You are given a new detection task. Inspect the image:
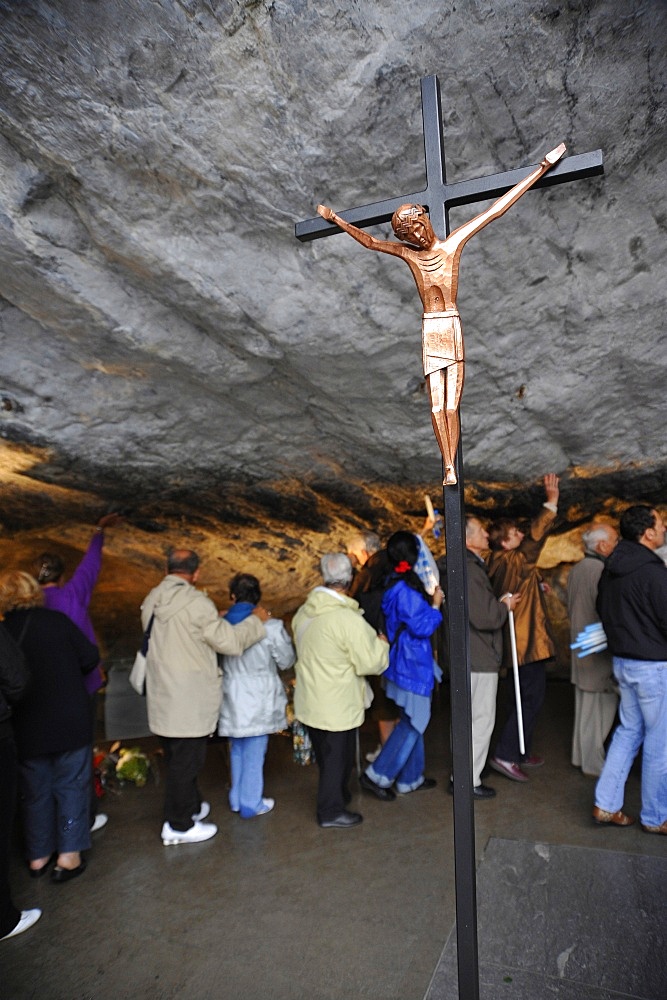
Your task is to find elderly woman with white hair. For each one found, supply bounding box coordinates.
[293,553,389,829]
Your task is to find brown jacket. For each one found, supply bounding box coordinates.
[486,506,556,668]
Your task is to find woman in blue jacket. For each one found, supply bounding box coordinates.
[361,532,443,798]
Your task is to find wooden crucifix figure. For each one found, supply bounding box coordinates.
[316,142,565,486]
[296,75,603,1000]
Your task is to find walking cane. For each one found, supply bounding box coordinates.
[507,600,526,756]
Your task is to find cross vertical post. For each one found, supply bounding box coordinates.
[418,75,480,1000]
[296,75,603,1000]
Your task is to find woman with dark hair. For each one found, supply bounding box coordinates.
[0,571,99,882]
[361,532,443,798]
[217,574,295,818]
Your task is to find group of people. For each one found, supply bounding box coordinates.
[451,473,561,799]
[2,491,666,943]
[0,514,121,941]
[342,480,667,839]
[589,505,667,834]
[141,528,445,839]
[0,533,295,939]
[465,492,667,837]
[294,533,444,828]
[140,549,284,846]
[462,489,667,838]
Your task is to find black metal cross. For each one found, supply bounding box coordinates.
[296,75,603,1000]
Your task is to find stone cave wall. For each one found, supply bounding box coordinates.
[0,0,665,668]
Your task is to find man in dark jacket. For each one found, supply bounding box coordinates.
[464,518,520,798]
[593,505,667,833]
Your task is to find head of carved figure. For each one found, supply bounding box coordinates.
[391,204,435,248]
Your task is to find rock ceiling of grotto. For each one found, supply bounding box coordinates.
[0,0,665,614]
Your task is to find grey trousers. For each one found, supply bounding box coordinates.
[572,687,618,777]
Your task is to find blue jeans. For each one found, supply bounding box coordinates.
[595,657,667,827]
[229,735,269,818]
[20,745,92,860]
[365,712,425,792]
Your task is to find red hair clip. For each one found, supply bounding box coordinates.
[394,560,411,574]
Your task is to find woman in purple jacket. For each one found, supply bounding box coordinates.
[35,513,121,832]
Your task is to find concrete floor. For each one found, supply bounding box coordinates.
[2,680,664,1000]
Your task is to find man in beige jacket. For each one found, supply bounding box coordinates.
[142,549,268,845]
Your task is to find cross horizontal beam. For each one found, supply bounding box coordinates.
[295,149,603,241]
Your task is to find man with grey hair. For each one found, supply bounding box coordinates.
[293,553,389,828]
[347,531,381,570]
[461,516,521,798]
[142,548,269,846]
[567,523,619,776]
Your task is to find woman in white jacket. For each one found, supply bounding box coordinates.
[218,574,295,818]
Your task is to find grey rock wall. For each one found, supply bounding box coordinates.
[0,0,665,504]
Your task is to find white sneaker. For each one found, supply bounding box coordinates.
[1,909,42,941]
[365,744,382,763]
[161,820,217,846]
[192,801,210,822]
[255,797,274,816]
[90,813,108,833]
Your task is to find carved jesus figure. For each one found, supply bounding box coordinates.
[318,142,566,485]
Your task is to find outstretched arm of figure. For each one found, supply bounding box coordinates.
[446,143,566,251]
[317,205,405,257]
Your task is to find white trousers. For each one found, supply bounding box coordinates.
[471,672,499,787]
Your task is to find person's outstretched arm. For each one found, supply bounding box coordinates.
[446,143,566,251]
[317,205,405,257]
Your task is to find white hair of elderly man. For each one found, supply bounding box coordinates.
[320,553,354,590]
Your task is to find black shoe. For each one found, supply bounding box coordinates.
[28,853,56,879]
[319,811,363,829]
[51,860,87,883]
[399,776,438,794]
[447,781,496,799]
[416,777,437,791]
[359,773,396,801]
[473,784,496,799]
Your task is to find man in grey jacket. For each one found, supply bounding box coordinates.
[464,517,520,798]
[142,549,268,846]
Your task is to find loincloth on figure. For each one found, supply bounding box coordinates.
[421,310,463,377]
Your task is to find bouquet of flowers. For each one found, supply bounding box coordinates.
[115,746,152,786]
[93,741,158,794]
[285,690,312,766]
